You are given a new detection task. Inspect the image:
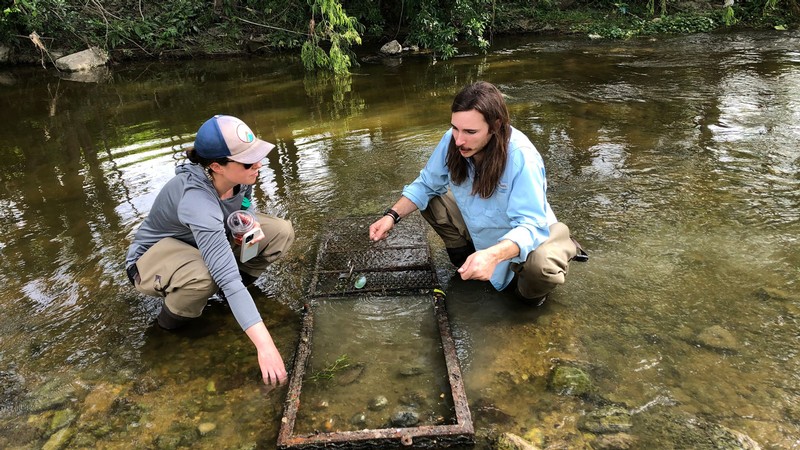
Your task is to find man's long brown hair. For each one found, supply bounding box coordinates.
[446,81,511,199]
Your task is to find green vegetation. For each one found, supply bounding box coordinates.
[1,0,798,70]
[301,0,362,73]
[308,354,351,382]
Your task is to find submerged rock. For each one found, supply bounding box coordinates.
[350,412,367,426]
[153,422,200,450]
[368,395,389,411]
[25,378,79,413]
[473,398,514,425]
[336,363,364,386]
[578,406,633,434]
[548,365,594,397]
[390,409,419,427]
[399,366,426,377]
[635,407,761,449]
[42,427,74,450]
[398,390,427,408]
[0,369,26,413]
[495,432,540,450]
[197,422,216,436]
[753,287,794,302]
[695,325,739,352]
[592,433,637,449]
[49,408,76,432]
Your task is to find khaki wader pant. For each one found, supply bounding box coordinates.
[420,191,576,300]
[132,213,294,318]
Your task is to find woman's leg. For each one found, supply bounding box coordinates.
[133,237,217,328]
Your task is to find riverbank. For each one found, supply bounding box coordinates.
[1,0,797,68]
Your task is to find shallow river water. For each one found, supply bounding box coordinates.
[0,31,798,449]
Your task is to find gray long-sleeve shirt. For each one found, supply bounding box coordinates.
[126,163,260,330]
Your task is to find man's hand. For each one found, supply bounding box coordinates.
[369,198,418,242]
[369,215,395,241]
[457,239,520,281]
[457,249,499,281]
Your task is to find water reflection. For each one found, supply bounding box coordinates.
[0,31,798,449]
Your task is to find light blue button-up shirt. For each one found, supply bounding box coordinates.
[402,127,557,291]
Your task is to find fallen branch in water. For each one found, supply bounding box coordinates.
[28,32,59,70]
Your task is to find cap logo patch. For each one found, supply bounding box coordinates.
[236,124,255,143]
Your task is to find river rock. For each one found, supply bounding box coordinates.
[80,383,123,420]
[495,432,540,450]
[399,390,427,408]
[25,378,78,413]
[380,40,402,55]
[390,409,419,427]
[197,422,216,435]
[592,433,637,449]
[695,325,739,352]
[0,369,26,412]
[350,412,367,426]
[399,366,425,377]
[54,47,108,72]
[636,408,761,449]
[0,45,10,63]
[578,406,633,433]
[336,363,364,385]
[42,427,74,450]
[50,408,76,432]
[368,395,389,411]
[474,398,514,425]
[548,365,594,396]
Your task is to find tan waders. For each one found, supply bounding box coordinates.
[420,191,580,303]
[129,213,294,328]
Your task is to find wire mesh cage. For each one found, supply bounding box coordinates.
[278,214,474,449]
[308,215,439,297]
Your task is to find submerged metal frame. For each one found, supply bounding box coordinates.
[278,215,474,449]
[277,291,474,449]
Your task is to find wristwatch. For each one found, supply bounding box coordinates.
[383,208,401,224]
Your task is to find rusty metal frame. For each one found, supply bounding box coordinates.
[277,291,474,449]
[307,215,439,298]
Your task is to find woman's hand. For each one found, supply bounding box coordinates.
[245,321,287,386]
[234,221,265,246]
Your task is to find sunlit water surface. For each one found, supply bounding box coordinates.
[0,31,798,449]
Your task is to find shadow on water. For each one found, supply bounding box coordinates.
[0,31,798,449]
